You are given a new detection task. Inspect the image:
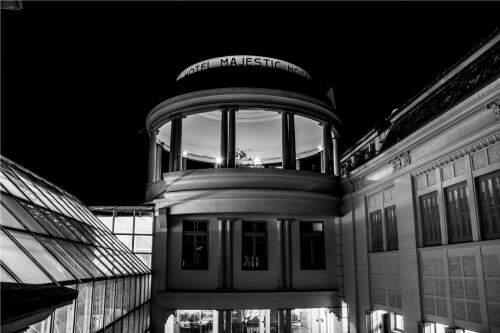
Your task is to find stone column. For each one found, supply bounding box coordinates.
[333,138,340,176]
[322,124,333,175]
[227,108,236,168]
[225,220,233,289]
[224,310,232,333]
[148,130,158,184]
[173,118,183,172]
[282,113,290,169]
[155,144,163,181]
[221,109,228,168]
[168,120,177,172]
[288,113,296,170]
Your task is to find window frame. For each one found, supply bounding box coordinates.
[419,191,442,246]
[181,220,209,270]
[385,205,398,251]
[475,170,500,240]
[299,221,326,270]
[444,181,472,243]
[241,221,268,271]
[370,210,384,252]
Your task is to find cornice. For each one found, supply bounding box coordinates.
[412,131,500,176]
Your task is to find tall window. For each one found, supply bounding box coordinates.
[182,220,208,270]
[241,221,267,270]
[370,210,383,252]
[420,191,442,246]
[444,181,472,243]
[476,170,500,239]
[300,221,325,269]
[385,206,398,250]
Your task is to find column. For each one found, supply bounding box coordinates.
[173,118,183,172]
[148,129,158,183]
[284,309,291,333]
[227,108,236,168]
[221,109,228,168]
[296,158,301,171]
[214,310,224,333]
[322,123,333,175]
[168,120,177,172]
[155,143,163,181]
[333,138,340,176]
[281,112,290,169]
[225,220,233,288]
[288,113,296,169]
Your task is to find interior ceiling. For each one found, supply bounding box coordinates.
[157,109,325,163]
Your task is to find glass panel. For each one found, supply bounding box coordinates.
[0,203,27,230]
[0,265,17,282]
[32,183,60,212]
[96,214,113,231]
[114,278,124,320]
[136,277,142,308]
[300,221,325,269]
[0,170,28,200]
[91,281,106,332]
[54,193,82,221]
[123,277,131,315]
[59,241,105,278]
[39,208,79,241]
[136,253,152,268]
[1,196,48,234]
[41,237,92,280]
[99,247,128,275]
[78,247,114,277]
[27,315,52,333]
[0,229,51,283]
[18,200,65,237]
[134,235,153,252]
[134,214,153,234]
[104,279,116,327]
[75,283,93,333]
[116,235,133,250]
[114,214,134,233]
[4,170,45,207]
[15,174,51,209]
[53,301,75,333]
[10,230,74,282]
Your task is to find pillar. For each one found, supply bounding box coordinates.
[277,309,291,333]
[220,109,228,168]
[296,158,301,171]
[322,124,333,175]
[333,138,340,176]
[168,120,177,172]
[227,108,236,168]
[155,144,163,181]
[281,113,290,169]
[147,130,158,184]
[225,220,233,289]
[173,118,183,171]
[288,113,296,169]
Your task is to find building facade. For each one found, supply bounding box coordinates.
[144,56,344,333]
[339,33,500,333]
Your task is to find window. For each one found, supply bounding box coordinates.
[444,181,472,243]
[385,206,398,250]
[476,170,500,239]
[300,221,325,269]
[241,221,268,270]
[420,191,442,246]
[392,313,404,331]
[370,210,383,252]
[182,220,208,270]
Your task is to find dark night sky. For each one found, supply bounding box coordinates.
[1,1,499,205]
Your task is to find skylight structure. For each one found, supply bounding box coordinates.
[0,155,151,333]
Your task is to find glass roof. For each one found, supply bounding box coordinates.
[0,155,150,285]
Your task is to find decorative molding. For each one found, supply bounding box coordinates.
[413,131,500,176]
[342,175,365,194]
[366,183,395,199]
[487,98,500,119]
[389,150,411,172]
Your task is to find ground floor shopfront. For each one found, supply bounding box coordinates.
[165,308,345,333]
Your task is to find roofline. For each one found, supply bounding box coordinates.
[390,30,500,123]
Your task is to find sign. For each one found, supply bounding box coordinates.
[176,55,312,81]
